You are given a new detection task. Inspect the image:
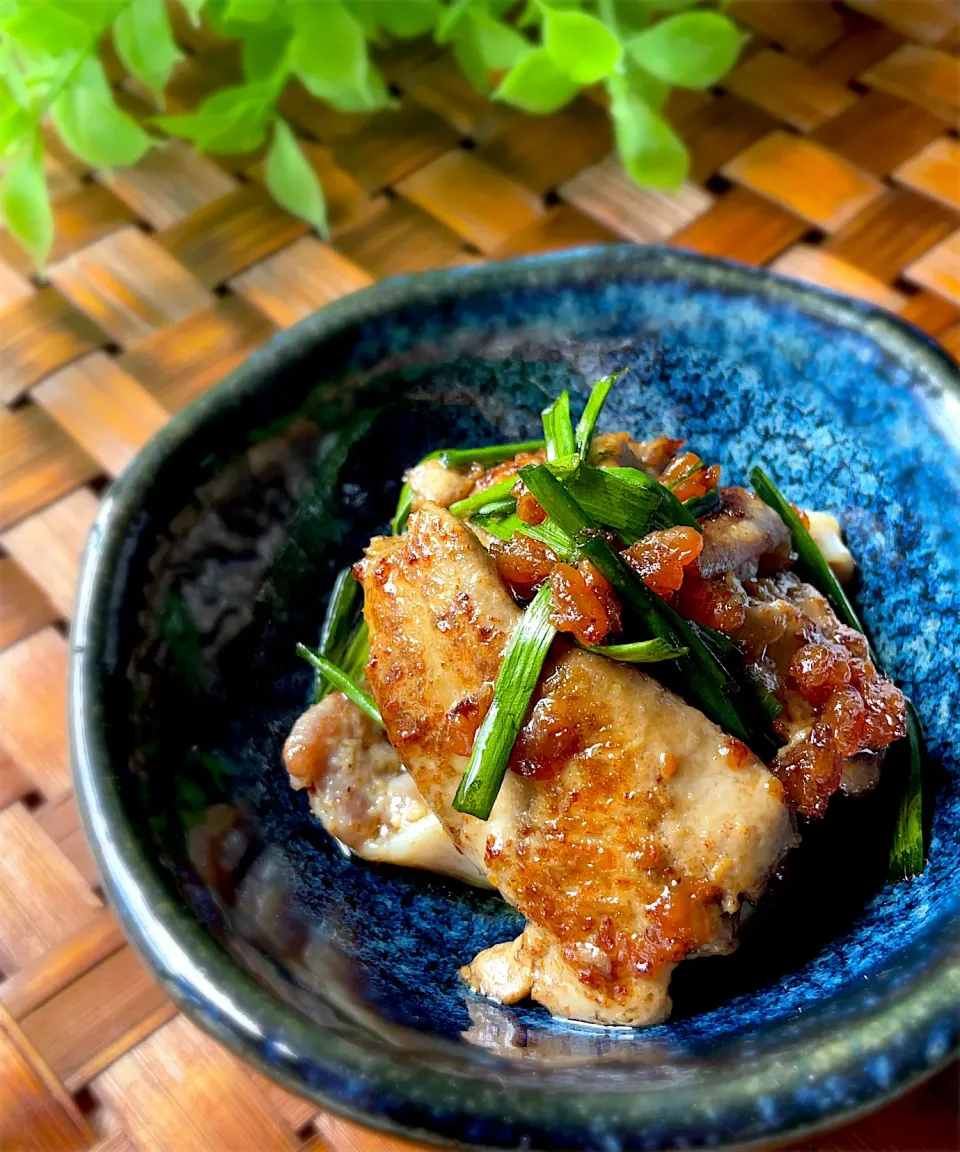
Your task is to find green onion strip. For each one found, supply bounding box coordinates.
[296,644,383,726]
[452,583,557,820]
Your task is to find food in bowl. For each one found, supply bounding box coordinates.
[282,373,921,1028]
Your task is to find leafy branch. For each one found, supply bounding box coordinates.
[0,0,746,270]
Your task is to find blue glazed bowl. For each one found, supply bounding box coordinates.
[71,245,960,1150]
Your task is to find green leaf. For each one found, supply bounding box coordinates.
[52,55,152,168]
[241,27,291,82]
[543,9,622,85]
[611,86,688,187]
[178,0,206,25]
[626,11,743,89]
[368,0,441,37]
[493,47,580,115]
[541,391,576,462]
[467,10,529,70]
[290,0,367,99]
[453,26,492,93]
[113,0,184,100]
[435,0,474,43]
[223,0,274,20]
[265,119,327,233]
[154,80,275,154]
[1,1,102,54]
[1,133,52,269]
[323,64,395,112]
[0,82,32,156]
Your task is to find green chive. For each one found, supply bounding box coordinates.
[586,639,687,663]
[469,508,578,561]
[749,465,924,878]
[391,483,414,535]
[472,496,517,518]
[594,466,701,533]
[518,463,598,538]
[449,475,518,518]
[340,618,369,684]
[438,440,544,469]
[392,440,545,534]
[574,371,623,460]
[749,466,861,632]
[565,463,662,543]
[314,567,362,703]
[541,391,576,462]
[684,489,720,519]
[452,583,557,820]
[667,460,706,490]
[890,701,924,880]
[296,643,383,726]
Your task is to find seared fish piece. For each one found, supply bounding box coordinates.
[357,505,794,1026]
[283,693,488,886]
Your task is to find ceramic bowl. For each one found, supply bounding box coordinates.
[71,245,960,1151]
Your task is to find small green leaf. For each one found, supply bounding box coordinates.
[223,0,274,20]
[0,133,52,268]
[435,0,474,43]
[493,47,580,115]
[290,0,367,99]
[241,27,291,81]
[265,119,327,233]
[368,0,441,37]
[543,9,622,85]
[113,0,185,100]
[2,2,95,54]
[626,11,743,89]
[611,86,688,187]
[0,82,32,155]
[178,0,206,24]
[452,23,492,92]
[52,56,152,167]
[467,10,529,70]
[154,80,275,153]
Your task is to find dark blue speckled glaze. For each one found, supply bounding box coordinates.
[70,246,960,1151]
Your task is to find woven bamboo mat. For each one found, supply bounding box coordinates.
[0,2,958,1149]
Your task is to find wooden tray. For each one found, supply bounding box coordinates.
[0,2,957,1147]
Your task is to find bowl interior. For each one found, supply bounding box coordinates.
[77,251,960,1149]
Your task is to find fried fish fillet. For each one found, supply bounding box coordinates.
[355,504,794,1026]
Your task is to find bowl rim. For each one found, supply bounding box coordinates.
[69,243,960,1151]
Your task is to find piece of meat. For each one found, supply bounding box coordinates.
[283,693,489,885]
[356,505,794,1026]
[806,509,855,582]
[406,458,476,513]
[698,487,793,581]
[733,572,905,816]
[588,432,683,477]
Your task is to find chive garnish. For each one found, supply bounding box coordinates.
[586,639,687,663]
[296,643,383,726]
[565,463,662,542]
[541,391,576,462]
[597,466,701,532]
[890,701,924,879]
[452,583,557,820]
[574,371,623,460]
[391,440,545,534]
[518,463,599,538]
[437,440,544,469]
[470,508,577,561]
[749,465,924,879]
[449,475,518,518]
[684,489,720,519]
[314,567,362,703]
